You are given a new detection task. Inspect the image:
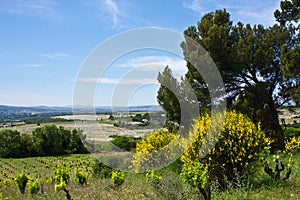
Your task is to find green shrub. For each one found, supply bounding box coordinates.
[284,127,300,140]
[54,180,66,192]
[75,170,87,186]
[111,170,125,187]
[181,160,209,190]
[28,179,40,194]
[181,111,270,189]
[54,168,70,184]
[92,159,113,179]
[110,135,140,151]
[15,172,29,194]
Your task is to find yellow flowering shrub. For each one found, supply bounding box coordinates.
[181,110,270,186]
[131,130,179,173]
[285,136,300,153]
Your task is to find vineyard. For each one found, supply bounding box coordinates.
[0,154,95,199]
[1,153,300,200]
[0,153,162,200]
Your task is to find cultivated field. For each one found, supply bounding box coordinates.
[2,114,157,142]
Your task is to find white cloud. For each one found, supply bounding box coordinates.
[183,0,281,27]
[99,0,121,28]
[0,0,61,20]
[74,56,187,86]
[77,77,158,85]
[235,4,279,26]
[40,52,70,59]
[24,64,45,68]
[117,56,187,73]
[183,0,204,14]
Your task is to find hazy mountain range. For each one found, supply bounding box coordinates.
[0,105,162,122]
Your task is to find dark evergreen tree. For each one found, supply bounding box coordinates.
[157,4,300,150]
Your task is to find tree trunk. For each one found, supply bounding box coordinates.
[63,188,72,200]
[263,99,285,151]
[199,187,211,200]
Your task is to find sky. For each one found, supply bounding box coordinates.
[0,0,282,107]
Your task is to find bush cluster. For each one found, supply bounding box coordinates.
[28,179,40,194]
[0,125,88,158]
[111,170,125,187]
[284,127,300,140]
[15,172,29,194]
[180,110,270,188]
[131,130,178,173]
[92,159,113,179]
[109,135,141,151]
[285,136,300,153]
[75,169,88,186]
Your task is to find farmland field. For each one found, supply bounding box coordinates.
[2,113,161,142]
[278,107,300,125]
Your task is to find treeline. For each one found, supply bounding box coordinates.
[23,117,73,124]
[0,125,88,158]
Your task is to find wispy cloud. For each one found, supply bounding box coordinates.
[98,0,122,28]
[40,52,70,59]
[0,0,61,20]
[117,56,187,73]
[183,0,281,26]
[23,64,45,68]
[76,77,158,85]
[74,56,187,85]
[183,0,205,14]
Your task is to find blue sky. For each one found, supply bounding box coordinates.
[0,0,281,106]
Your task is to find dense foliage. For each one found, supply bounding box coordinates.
[23,117,73,125]
[285,136,300,153]
[181,161,209,189]
[28,179,40,194]
[0,125,88,158]
[157,1,300,150]
[131,130,178,173]
[284,127,300,139]
[74,169,88,185]
[109,135,141,151]
[0,130,22,158]
[111,170,125,187]
[181,111,270,189]
[15,172,29,194]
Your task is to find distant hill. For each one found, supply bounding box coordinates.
[0,105,162,122]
